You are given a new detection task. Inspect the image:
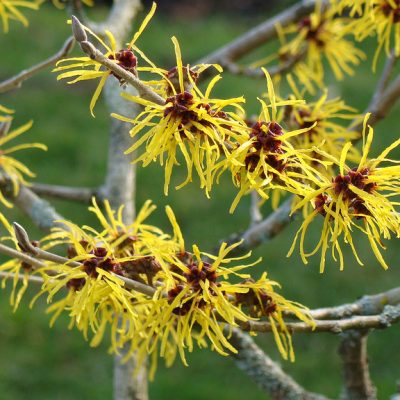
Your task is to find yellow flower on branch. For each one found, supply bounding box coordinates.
[288,114,400,272]
[220,69,322,212]
[125,240,314,378]
[54,3,157,116]
[277,3,365,88]
[0,118,47,207]
[0,0,42,33]
[343,0,400,69]
[285,75,361,171]
[113,37,248,196]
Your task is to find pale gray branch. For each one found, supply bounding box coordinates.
[339,331,377,400]
[31,183,97,203]
[0,37,74,93]
[309,286,400,320]
[0,271,44,284]
[241,304,400,333]
[10,184,65,232]
[372,50,398,104]
[222,52,305,79]
[228,327,330,400]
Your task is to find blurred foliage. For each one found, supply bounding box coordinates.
[0,2,400,399]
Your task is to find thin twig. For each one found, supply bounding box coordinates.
[0,37,74,93]
[339,331,377,400]
[31,183,97,203]
[372,50,398,104]
[0,271,44,284]
[240,305,400,333]
[222,52,305,79]
[220,196,293,255]
[309,286,400,319]
[0,243,46,270]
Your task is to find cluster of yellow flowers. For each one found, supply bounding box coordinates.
[0,199,314,377]
[0,110,47,207]
[52,2,400,271]
[3,0,400,379]
[331,0,400,69]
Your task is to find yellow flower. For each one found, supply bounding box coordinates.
[112,37,248,196]
[0,0,42,33]
[344,0,400,69]
[220,69,320,212]
[285,74,361,171]
[0,201,313,378]
[288,114,400,272]
[277,2,365,88]
[32,260,144,351]
[124,240,313,378]
[0,216,43,311]
[0,118,47,207]
[54,3,156,116]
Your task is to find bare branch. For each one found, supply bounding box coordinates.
[372,50,398,104]
[0,181,64,231]
[221,196,293,255]
[197,0,324,65]
[31,183,97,203]
[249,191,263,227]
[222,52,305,78]
[240,305,400,333]
[309,286,400,320]
[0,271,44,284]
[363,73,400,129]
[228,327,330,400]
[0,37,74,93]
[339,331,377,400]
[0,243,46,270]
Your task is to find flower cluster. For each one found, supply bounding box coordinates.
[113,37,247,196]
[274,3,365,91]
[284,75,361,173]
[0,199,314,376]
[288,114,400,272]
[333,0,400,69]
[0,116,47,207]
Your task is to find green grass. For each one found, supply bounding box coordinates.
[1,3,400,399]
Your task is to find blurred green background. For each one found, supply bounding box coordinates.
[1,1,400,399]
